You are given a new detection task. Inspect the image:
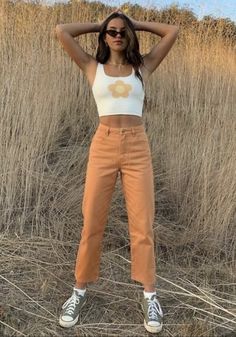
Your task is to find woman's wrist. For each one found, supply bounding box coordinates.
[135,21,153,32]
[94,22,101,33]
[135,21,178,37]
[134,21,143,31]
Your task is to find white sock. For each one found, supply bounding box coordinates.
[74,286,86,296]
[143,290,156,299]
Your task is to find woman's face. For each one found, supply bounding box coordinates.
[104,18,128,51]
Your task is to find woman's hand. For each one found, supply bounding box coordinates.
[117,9,140,30]
[98,7,121,27]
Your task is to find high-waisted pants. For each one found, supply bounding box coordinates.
[74,122,156,285]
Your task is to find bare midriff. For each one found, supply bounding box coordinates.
[99,115,143,128]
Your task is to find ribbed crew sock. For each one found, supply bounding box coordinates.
[143,290,157,299]
[74,286,86,296]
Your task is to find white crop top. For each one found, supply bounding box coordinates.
[91,62,145,117]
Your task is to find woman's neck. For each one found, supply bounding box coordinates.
[107,52,127,65]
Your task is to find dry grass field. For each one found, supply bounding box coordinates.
[0,0,235,336]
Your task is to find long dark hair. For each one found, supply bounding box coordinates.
[96,12,145,89]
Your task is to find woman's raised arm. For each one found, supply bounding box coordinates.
[54,22,100,72]
[119,9,179,76]
[136,20,179,75]
[55,22,100,38]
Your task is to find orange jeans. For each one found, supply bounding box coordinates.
[75,122,156,285]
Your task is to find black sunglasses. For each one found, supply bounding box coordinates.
[105,29,126,38]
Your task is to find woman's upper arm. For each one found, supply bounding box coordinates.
[143,27,179,76]
[55,25,95,73]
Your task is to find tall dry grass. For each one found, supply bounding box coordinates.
[0,0,235,336]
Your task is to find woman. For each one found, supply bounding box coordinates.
[55,8,179,333]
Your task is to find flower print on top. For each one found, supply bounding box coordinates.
[108,80,132,98]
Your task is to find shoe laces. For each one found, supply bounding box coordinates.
[147,296,163,320]
[62,291,82,315]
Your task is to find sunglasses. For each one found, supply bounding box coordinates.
[105,29,126,38]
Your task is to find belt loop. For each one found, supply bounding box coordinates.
[131,127,135,136]
[106,127,110,136]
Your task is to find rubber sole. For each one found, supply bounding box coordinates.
[144,319,163,333]
[59,315,79,328]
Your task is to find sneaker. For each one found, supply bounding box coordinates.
[141,294,163,333]
[59,288,87,328]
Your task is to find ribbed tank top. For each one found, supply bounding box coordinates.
[91,62,145,117]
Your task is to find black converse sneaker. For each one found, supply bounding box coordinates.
[59,288,87,328]
[141,294,163,333]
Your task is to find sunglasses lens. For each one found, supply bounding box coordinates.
[106,30,126,38]
[110,30,117,37]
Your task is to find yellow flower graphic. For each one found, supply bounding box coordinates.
[108,80,132,98]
